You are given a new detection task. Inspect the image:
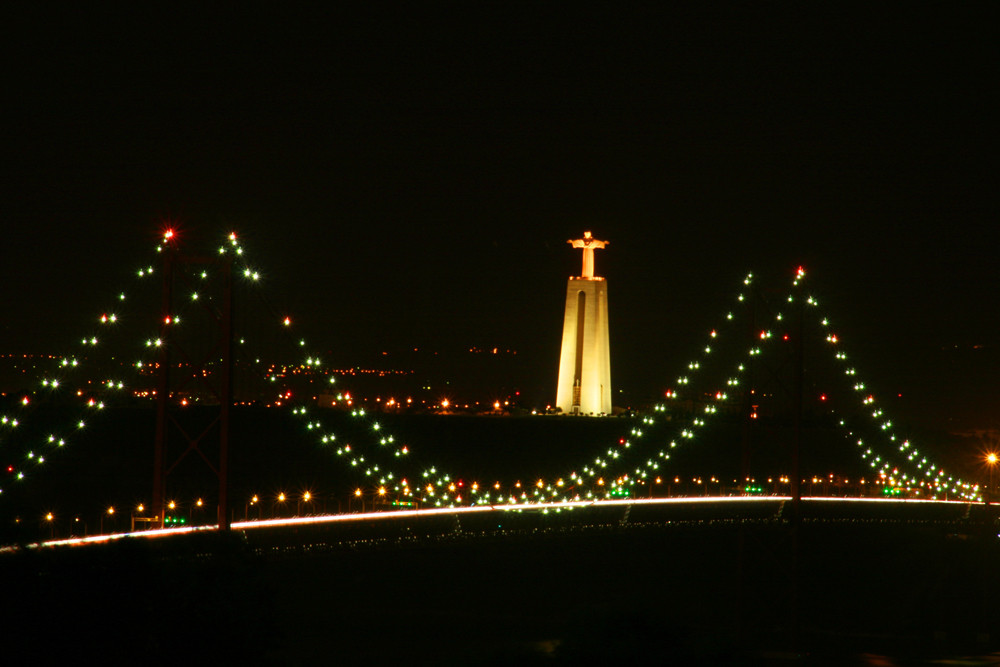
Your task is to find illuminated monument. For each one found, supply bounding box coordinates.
[556,232,611,415]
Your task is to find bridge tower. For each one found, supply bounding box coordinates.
[556,231,612,415]
[151,246,234,531]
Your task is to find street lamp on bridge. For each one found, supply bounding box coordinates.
[298,491,312,515]
[351,487,363,513]
[246,494,260,520]
[100,506,115,534]
[985,453,997,503]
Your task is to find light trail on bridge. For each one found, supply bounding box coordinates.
[5,494,987,553]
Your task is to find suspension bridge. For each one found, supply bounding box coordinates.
[0,229,984,538]
[3,229,999,662]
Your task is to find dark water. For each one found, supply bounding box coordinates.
[4,506,1000,665]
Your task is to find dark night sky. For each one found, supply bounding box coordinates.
[2,6,996,429]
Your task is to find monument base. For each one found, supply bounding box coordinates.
[555,276,611,415]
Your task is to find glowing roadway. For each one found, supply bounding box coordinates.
[4,494,986,553]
